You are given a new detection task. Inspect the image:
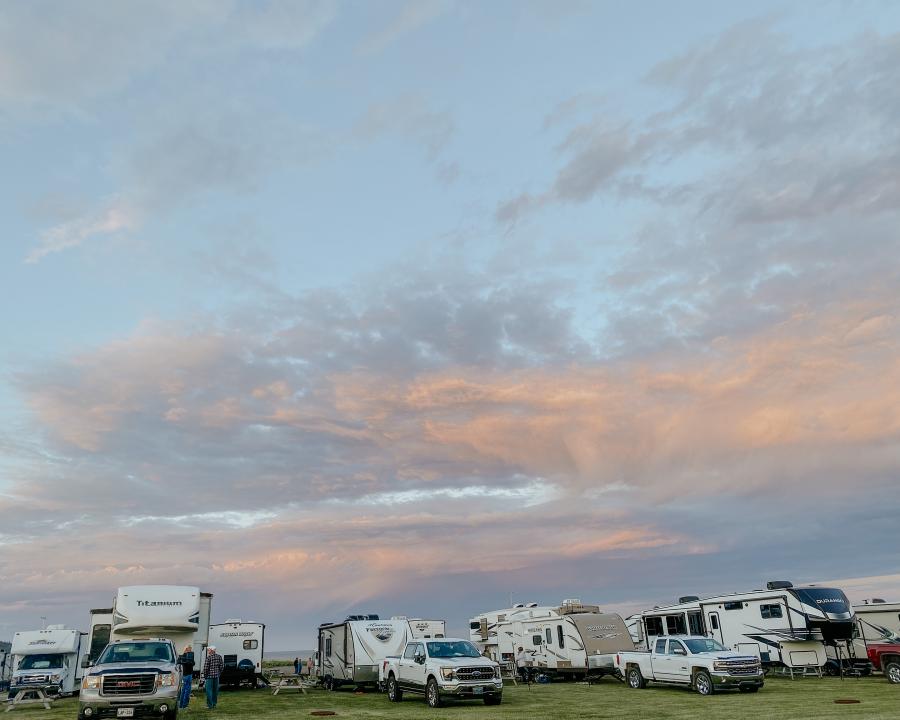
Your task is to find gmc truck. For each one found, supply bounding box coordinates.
[79,639,181,720]
[380,638,502,708]
[615,635,764,695]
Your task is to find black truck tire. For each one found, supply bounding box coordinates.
[626,666,646,689]
[885,661,900,684]
[694,670,715,695]
[426,677,442,708]
[387,675,403,702]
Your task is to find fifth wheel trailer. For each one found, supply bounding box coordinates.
[207,620,266,687]
[633,581,856,670]
[85,585,213,663]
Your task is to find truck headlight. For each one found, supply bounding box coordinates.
[713,661,728,671]
[156,673,177,687]
[441,668,456,681]
[82,676,101,690]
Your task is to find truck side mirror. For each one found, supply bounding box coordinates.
[673,647,686,656]
[81,657,92,668]
[414,653,425,665]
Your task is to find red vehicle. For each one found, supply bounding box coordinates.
[866,642,900,684]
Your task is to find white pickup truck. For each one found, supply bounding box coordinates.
[615,636,764,695]
[380,638,502,708]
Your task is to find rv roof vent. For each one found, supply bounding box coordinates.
[224,618,242,624]
[526,603,538,608]
[871,598,886,604]
[391,615,408,620]
[678,596,700,604]
[766,580,794,590]
[513,603,525,608]
[561,598,582,606]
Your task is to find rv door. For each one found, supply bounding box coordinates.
[707,612,724,644]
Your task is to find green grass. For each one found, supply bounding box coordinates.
[9,676,898,720]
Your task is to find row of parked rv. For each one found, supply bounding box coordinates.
[0,585,266,702]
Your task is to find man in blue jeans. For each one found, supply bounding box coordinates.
[202,645,224,709]
[178,645,195,709]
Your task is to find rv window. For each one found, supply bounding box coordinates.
[557,625,565,649]
[665,615,687,635]
[760,604,783,619]
[532,635,542,647]
[723,602,743,611]
[710,614,719,630]
[645,617,663,637]
[687,612,703,635]
[325,638,332,658]
[469,621,481,630]
[243,640,258,650]
[655,639,666,654]
[89,624,112,662]
[545,629,552,645]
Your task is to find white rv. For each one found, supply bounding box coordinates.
[406,618,446,639]
[634,581,856,670]
[853,600,900,643]
[9,626,88,696]
[86,586,213,663]
[208,619,265,687]
[317,615,416,690]
[469,599,635,678]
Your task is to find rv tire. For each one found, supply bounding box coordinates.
[885,661,900,684]
[426,677,442,708]
[626,666,646,689]
[387,675,403,702]
[323,675,334,691]
[694,670,714,696]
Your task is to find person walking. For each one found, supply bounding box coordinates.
[202,645,224,709]
[177,645,195,709]
[516,646,530,683]
[293,657,300,675]
[306,657,314,677]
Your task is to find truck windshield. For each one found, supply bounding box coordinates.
[684,638,727,653]
[426,641,481,659]
[19,654,64,670]
[98,642,174,664]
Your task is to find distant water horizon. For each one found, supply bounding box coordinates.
[264,649,316,660]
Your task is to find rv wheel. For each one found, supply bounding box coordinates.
[885,661,900,684]
[387,676,403,702]
[626,667,646,689]
[323,676,334,691]
[694,670,714,696]
[426,678,442,708]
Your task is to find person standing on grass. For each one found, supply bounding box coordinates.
[516,646,529,683]
[294,657,300,675]
[177,644,195,709]
[202,645,224,710]
[307,657,314,677]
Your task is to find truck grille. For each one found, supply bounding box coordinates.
[719,660,760,675]
[19,675,50,685]
[456,666,495,681]
[101,674,156,695]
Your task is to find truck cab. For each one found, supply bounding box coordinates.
[79,638,181,720]
[381,638,502,708]
[616,635,763,696]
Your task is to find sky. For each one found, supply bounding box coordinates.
[2,0,900,650]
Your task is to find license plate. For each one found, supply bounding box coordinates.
[473,686,484,695]
[117,709,135,718]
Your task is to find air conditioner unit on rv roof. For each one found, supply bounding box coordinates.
[766,581,794,590]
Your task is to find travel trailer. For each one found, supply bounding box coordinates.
[634,581,856,670]
[9,626,88,696]
[406,618,446,639]
[853,599,900,642]
[208,619,266,687]
[469,599,635,678]
[317,615,417,690]
[85,585,213,663]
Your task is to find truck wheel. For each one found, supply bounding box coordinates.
[885,661,900,684]
[694,670,714,696]
[484,694,502,706]
[626,666,646,689]
[426,678,442,708]
[387,675,403,702]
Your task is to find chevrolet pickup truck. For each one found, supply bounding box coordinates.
[79,639,181,719]
[380,638,502,708]
[615,636,764,695]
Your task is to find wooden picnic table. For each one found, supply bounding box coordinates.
[5,688,54,712]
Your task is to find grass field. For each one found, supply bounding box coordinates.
[9,676,897,720]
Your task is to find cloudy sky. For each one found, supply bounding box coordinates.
[2,0,900,649]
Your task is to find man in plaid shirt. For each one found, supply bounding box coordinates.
[202,645,224,709]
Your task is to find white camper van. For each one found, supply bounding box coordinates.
[9,626,88,696]
[208,619,266,687]
[470,599,635,678]
[317,615,416,690]
[86,586,213,663]
[634,581,856,671]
